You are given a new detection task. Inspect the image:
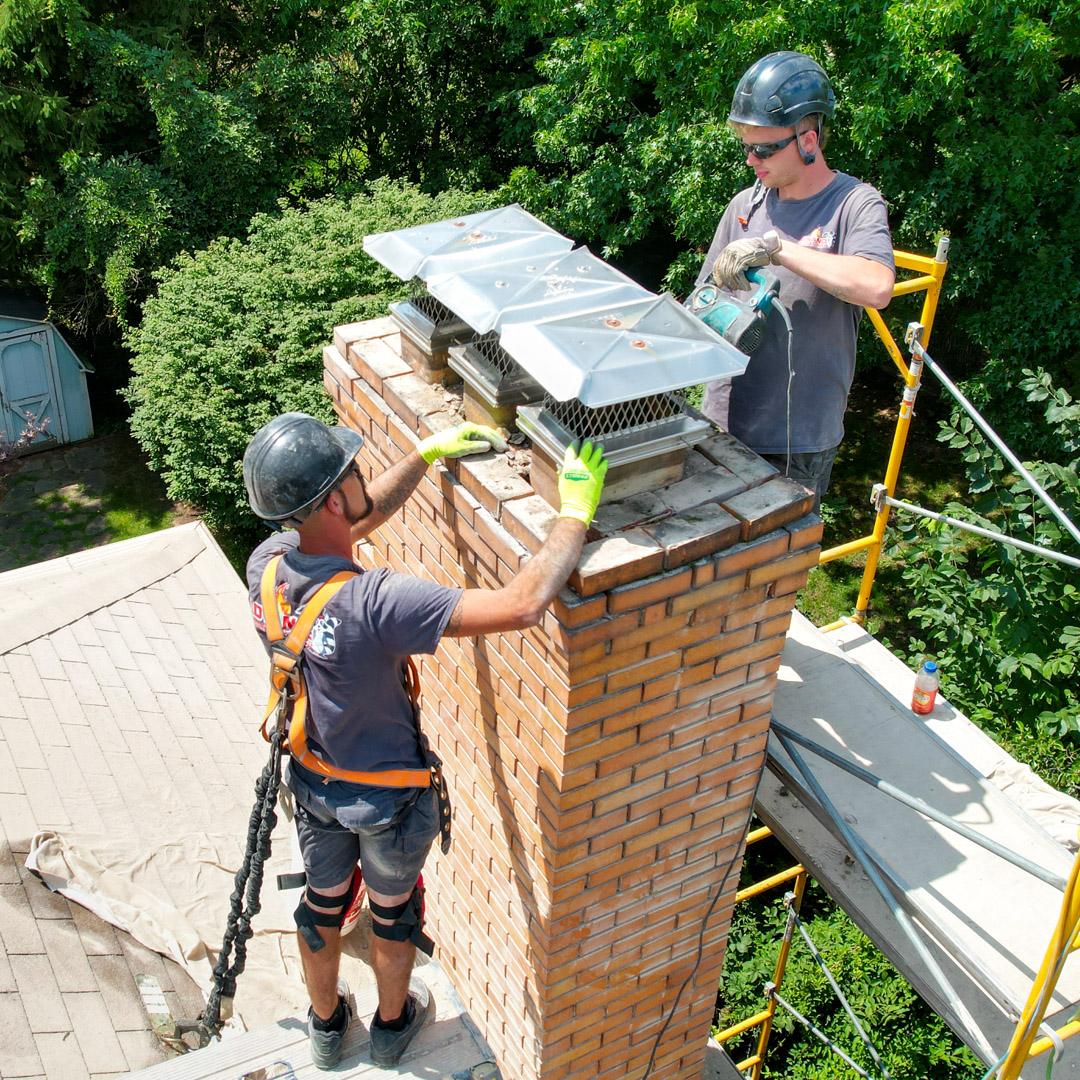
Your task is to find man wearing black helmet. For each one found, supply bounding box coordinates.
[697,50,896,510]
[242,413,607,1069]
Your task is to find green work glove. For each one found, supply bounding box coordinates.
[418,422,508,465]
[712,230,782,291]
[558,441,608,526]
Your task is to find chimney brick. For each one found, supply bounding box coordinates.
[326,320,820,1080]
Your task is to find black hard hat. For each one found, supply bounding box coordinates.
[243,412,364,523]
[729,51,836,129]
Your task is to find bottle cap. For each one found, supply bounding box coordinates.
[924,661,937,673]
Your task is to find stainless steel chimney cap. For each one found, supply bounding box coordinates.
[498,293,750,407]
[426,245,651,336]
[362,204,572,281]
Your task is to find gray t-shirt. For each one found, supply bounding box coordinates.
[247,532,461,777]
[696,172,894,454]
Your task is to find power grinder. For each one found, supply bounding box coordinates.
[688,267,780,354]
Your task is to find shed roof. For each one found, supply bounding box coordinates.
[0,286,47,323]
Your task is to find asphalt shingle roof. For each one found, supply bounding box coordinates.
[0,523,271,1079]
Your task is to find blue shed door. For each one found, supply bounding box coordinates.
[0,329,64,448]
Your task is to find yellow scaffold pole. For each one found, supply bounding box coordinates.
[997,846,1080,1079]
[819,236,950,629]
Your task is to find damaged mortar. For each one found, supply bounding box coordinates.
[326,317,821,1080]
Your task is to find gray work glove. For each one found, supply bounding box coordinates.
[711,230,782,291]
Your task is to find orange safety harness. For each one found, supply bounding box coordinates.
[258,555,452,851]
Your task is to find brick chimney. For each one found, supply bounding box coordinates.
[325,319,820,1080]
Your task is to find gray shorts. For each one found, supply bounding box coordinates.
[762,446,838,513]
[288,762,440,896]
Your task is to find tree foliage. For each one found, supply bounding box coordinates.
[124,181,492,540]
[501,0,1080,394]
[2,0,535,330]
[898,368,1080,743]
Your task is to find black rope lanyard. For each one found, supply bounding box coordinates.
[174,727,286,1049]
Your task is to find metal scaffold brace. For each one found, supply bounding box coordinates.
[867,322,1080,573]
[764,891,892,1080]
[769,720,1080,1074]
[771,726,998,1063]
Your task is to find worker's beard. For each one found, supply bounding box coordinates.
[340,488,373,526]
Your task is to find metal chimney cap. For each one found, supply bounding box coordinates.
[362,204,572,281]
[426,245,652,336]
[497,293,750,407]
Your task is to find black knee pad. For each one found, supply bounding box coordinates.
[369,885,433,956]
[294,886,347,954]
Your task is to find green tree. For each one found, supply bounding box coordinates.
[899,367,1080,747]
[501,0,1080,399]
[123,180,492,544]
[2,0,535,332]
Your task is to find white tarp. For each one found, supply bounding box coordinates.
[26,805,379,1034]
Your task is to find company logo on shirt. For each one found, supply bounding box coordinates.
[800,228,837,251]
[251,583,341,658]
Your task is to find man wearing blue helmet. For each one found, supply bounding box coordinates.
[697,51,896,509]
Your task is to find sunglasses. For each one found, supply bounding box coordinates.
[739,133,799,160]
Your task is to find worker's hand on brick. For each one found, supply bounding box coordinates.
[418,422,508,464]
[557,441,608,526]
[712,230,782,291]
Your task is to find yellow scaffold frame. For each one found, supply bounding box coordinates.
[819,238,950,628]
[713,826,808,1078]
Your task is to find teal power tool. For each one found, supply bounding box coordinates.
[688,267,781,354]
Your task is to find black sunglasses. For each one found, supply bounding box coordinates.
[739,133,799,160]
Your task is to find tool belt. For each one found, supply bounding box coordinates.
[259,555,452,853]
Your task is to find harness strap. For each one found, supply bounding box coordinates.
[258,555,432,790]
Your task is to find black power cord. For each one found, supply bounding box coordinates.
[640,769,764,1079]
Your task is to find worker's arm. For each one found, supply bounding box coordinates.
[443,517,588,635]
[714,232,895,310]
[775,243,895,310]
[352,423,507,544]
[441,442,608,638]
[354,450,428,541]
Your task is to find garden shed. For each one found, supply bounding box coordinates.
[0,306,94,450]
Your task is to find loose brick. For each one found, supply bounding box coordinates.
[502,494,558,554]
[658,467,747,512]
[643,504,743,569]
[570,531,666,597]
[380,369,451,433]
[350,335,412,392]
[591,490,669,534]
[722,476,815,540]
[458,454,535,518]
[695,431,778,485]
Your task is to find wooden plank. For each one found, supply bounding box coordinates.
[760,614,1080,1076]
[127,966,495,1079]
